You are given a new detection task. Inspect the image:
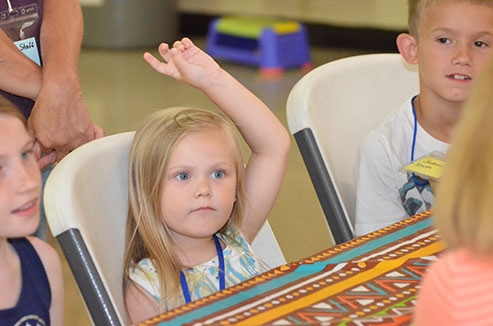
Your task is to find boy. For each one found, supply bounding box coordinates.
[354,0,493,236]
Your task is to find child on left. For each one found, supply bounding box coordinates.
[0,97,63,325]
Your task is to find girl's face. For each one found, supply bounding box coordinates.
[0,116,41,239]
[160,127,237,247]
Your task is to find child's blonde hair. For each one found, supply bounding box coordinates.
[0,96,26,126]
[123,107,246,311]
[434,56,493,254]
[407,0,493,36]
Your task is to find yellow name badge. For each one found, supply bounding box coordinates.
[403,152,446,180]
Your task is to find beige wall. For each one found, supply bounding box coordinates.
[178,0,408,30]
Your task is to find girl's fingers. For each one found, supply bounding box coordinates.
[143,52,158,66]
[181,37,193,49]
[158,43,171,61]
[143,52,170,75]
[169,48,189,74]
[173,40,185,52]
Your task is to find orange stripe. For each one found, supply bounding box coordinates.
[236,241,443,325]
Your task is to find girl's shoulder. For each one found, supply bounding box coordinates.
[10,237,61,285]
[128,258,160,300]
[25,236,60,270]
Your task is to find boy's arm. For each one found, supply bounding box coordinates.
[28,237,64,326]
[0,30,42,100]
[354,132,407,236]
[144,38,291,243]
[28,0,102,162]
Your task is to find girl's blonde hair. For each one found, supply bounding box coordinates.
[0,96,26,126]
[407,0,493,36]
[433,56,493,254]
[123,107,246,311]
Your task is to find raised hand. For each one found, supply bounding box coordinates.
[143,37,222,91]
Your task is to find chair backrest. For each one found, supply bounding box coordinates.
[44,132,286,325]
[286,53,419,244]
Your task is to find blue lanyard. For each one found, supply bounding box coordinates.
[179,234,225,304]
[411,95,429,187]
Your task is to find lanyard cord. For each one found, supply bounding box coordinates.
[180,234,225,304]
[411,96,429,187]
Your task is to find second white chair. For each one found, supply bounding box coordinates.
[286,53,419,244]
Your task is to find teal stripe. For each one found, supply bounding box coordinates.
[156,218,433,325]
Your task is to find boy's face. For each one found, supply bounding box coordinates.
[415,0,493,104]
[0,116,41,239]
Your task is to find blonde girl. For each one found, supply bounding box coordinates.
[0,96,64,325]
[123,38,290,324]
[414,56,493,324]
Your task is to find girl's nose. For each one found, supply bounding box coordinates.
[194,178,211,197]
[16,162,40,194]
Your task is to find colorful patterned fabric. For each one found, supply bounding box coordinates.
[414,248,493,325]
[128,227,266,310]
[140,211,443,326]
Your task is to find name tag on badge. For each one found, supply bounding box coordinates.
[14,37,41,66]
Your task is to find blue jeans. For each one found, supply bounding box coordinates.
[32,165,53,240]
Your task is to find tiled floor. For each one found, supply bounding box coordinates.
[48,40,372,324]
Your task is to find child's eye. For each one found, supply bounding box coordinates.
[211,170,225,179]
[437,37,451,44]
[474,41,488,48]
[21,150,33,160]
[175,172,190,181]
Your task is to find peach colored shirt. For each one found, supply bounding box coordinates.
[414,248,493,325]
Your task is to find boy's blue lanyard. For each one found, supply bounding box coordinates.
[179,234,225,304]
[411,95,429,187]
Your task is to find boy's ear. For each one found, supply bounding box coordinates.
[396,33,418,65]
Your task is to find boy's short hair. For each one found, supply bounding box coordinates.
[408,0,493,36]
[0,95,26,126]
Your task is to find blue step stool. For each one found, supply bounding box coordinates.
[206,17,312,77]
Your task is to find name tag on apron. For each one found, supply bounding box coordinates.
[14,36,41,65]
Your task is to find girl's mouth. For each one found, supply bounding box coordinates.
[12,199,38,216]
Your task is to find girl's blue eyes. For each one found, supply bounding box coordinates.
[212,170,224,179]
[176,172,190,181]
[21,150,33,161]
[174,170,225,180]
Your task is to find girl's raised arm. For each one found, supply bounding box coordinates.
[144,38,290,243]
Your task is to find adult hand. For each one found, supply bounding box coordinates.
[27,74,103,162]
[33,140,56,170]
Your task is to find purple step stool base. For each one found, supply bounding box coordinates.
[206,18,312,73]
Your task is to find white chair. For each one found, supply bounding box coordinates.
[44,132,286,326]
[286,53,419,244]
